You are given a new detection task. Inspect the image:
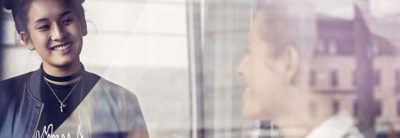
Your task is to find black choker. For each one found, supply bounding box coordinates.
[40,64,84,82]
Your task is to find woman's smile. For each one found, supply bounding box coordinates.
[50,41,73,54]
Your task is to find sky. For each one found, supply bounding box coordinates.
[314,0,355,19]
[314,0,400,19]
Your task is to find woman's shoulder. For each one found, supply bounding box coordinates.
[81,72,147,135]
[0,72,34,90]
[83,71,139,101]
[0,72,34,112]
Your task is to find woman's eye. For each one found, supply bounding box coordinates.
[37,25,50,31]
[62,18,73,25]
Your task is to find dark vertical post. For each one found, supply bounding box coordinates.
[0,0,3,79]
[186,0,206,137]
[0,0,5,127]
[354,5,376,137]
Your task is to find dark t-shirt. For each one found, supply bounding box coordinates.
[36,79,82,134]
[35,74,99,135]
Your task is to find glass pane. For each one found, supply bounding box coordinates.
[191,0,400,137]
[3,0,400,137]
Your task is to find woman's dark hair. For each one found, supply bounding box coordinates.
[3,0,87,34]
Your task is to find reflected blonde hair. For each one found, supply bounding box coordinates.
[255,0,316,86]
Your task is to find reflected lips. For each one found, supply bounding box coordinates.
[245,87,251,93]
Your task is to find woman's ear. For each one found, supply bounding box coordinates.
[20,32,35,50]
[280,46,300,84]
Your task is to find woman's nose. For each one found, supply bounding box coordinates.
[51,24,67,41]
[236,58,245,76]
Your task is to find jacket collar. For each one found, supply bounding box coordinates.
[28,69,43,102]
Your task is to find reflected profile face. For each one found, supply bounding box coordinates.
[23,0,85,68]
[236,13,289,119]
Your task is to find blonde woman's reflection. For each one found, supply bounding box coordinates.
[236,0,363,138]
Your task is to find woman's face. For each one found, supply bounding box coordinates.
[236,13,290,119]
[23,0,85,69]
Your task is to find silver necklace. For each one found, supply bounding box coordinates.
[44,78,80,112]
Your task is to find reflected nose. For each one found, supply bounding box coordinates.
[236,58,245,76]
[51,24,67,41]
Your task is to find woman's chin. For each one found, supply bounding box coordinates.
[48,58,79,68]
[242,104,263,119]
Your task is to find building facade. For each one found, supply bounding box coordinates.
[312,14,400,136]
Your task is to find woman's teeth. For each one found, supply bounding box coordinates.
[53,43,71,50]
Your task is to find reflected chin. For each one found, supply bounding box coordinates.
[241,94,263,119]
[242,104,263,119]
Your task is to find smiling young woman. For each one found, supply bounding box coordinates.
[0,0,148,137]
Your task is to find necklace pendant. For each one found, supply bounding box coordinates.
[60,103,66,112]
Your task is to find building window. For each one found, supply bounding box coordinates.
[332,99,340,114]
[395,69,400,85]
[397,100,400,117]
[331,70,338,88]
[374,70,381,87]
[353,70,357,87]
[395,70,400,93]
[310,70,316,86]
[376,100,382,117]
[353,101,358,117]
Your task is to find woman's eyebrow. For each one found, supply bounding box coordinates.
[34,18,49,24]
[60,10,72,18]
[33,11,72,24]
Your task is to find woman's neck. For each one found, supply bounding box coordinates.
[42,61,81,77]
[274,87,314,138]
[42,61,82,85]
